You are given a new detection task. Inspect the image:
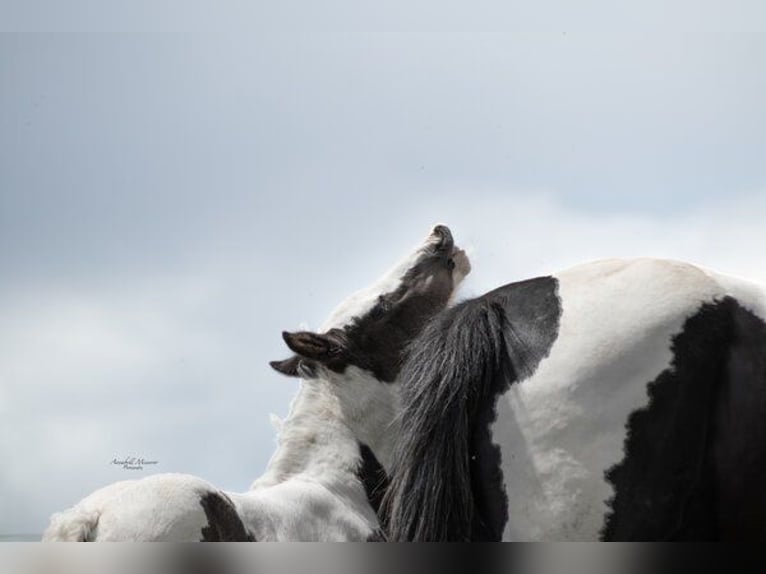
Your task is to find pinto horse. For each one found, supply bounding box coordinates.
[43,225,470,541]
[384,258,766,541]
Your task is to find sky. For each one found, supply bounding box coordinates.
[1,1,765,534]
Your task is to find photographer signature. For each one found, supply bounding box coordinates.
[111,456,159,471]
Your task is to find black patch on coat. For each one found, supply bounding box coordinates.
[357,443,389,516]
[470,277,562,540]
[383,276,561,541]
[713,301,766,540]
[199,491,255,542]
[602,297,766,541]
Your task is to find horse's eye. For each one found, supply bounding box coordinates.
[447,259,456,270]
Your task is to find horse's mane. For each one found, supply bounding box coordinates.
[381,297,508,541]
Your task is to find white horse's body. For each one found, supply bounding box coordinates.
[385,257,766,541]
[495,259,766,540]
[44,226,469,541]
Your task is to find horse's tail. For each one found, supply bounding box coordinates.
[382,298,507,541]
[42,509,100,541]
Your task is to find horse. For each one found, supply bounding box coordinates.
[42,225,470,541]
[383,257,766,541]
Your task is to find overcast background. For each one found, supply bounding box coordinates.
[2,1,765,535]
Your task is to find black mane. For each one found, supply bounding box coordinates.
[382,277,561,541]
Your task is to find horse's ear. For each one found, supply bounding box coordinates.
[269,356,301,377]
[281,330,344,360]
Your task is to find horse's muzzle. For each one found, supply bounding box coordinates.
[430,225,454,254]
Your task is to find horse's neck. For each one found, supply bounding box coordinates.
[330,367,400,470]
[252,379,393,493]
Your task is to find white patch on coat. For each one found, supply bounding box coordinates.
[492,258,765,540]
[44,474,222,541]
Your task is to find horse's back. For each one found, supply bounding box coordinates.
[491,258,766,540]
[43,473,248,541]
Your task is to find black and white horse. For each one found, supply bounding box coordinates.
[384,258,766,541]
[43,225,470,541]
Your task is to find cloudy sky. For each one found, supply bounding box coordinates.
[1,1,765,534]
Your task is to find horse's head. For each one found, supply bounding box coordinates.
[270,225,469,384]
